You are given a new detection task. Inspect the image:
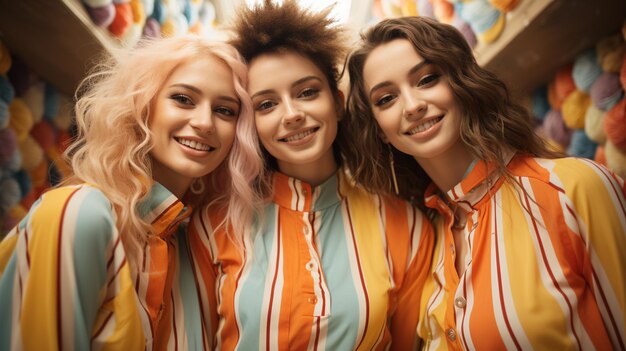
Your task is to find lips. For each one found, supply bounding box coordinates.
[278,127,319,142]
[175,137,215,152]
[405,116,443,135]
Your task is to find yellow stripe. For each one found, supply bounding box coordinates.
[0,234,18,275]
[22,187,78,351]
[341,179,392,349]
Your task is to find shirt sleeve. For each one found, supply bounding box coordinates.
[386,200,435,350]
[564,159,626,349]
[0,185,126,351]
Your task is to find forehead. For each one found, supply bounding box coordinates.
[248,51,328,93]
[166,55,236,92]
[363,39,424,89]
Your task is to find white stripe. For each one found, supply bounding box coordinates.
[143,194,178,224]
[133,241,153,350]
[408,206,424,269]
[519,177,594,349]
[91,313,116,351]
[230,215,255,351]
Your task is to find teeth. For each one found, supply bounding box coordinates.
[176,138,213,151]
[283,128,316,142]
[407,117,443,135]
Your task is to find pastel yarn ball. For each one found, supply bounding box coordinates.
[0,100,9,128]
[543,109,573,148]
[53,95,74,131]
[109,2,133,38]
[489,0,518,12]
[605,141,626,178]
[0,75,15,103]
[28,159,48,187]
[13,169,32,200]
[452,15,477,48]
[572,50,603,92]
[594,145,607,166]
[6,149,22,172]
[554,64,576,105]
[417,0,435,18]
[590,72,623,111]
[18,135,44,172]
[596,34,626,73]
[30,120,57,150]
[0,127,18,165]
[9,98,34,142]
[87,3,116,27]
[567,129,597,159]
[604,98,626,150]
[142,0,155,17]
[0,177,21,212]
[531,85,550,120]
[143,17,161,38]
[561,90,591,130]
[22,82,44,123]
[584,104,607,144]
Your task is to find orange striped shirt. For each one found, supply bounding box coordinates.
[189,170,434,350]
[418,155,626,350]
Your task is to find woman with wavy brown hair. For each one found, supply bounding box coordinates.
[0,35,263,350]
[344,16,626,350]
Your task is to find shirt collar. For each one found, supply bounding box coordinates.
[272,171,342,212]
[137,182,191,238]
[425,152,515,214]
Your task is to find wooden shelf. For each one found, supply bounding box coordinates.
[0,0,120,96]
[478,0,626,96]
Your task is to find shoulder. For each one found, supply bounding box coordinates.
[512,156,625,204]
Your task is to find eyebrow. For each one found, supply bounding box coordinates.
[170,83,239,104]
[368,60,431,99]
[251,75,323,99]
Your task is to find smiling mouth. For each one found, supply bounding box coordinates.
[279,127,320,142]
[175,137,215,152]
[405,116,444,135]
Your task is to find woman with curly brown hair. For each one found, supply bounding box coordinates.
[188,1,434,350]
[344,16,626,350]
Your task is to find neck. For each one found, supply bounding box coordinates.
[277,151,338,187]
[416,142,474,193]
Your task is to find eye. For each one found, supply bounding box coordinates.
[256,100,277,112]
[170,94,194,106]
[215,106,238,117]
[298,88,319,99]
[374,94,396,107]
[417,73,440,87]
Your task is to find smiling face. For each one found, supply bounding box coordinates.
[363,39,466,165]
[149,55,239,197]
[248,50,339,184]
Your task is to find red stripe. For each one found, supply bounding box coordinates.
[150,201,180,224]
[24,227,31,267]
[522,186,582,349]
[586,159,626,218]
[106,236,121,269]
[91,311,113,341]
[292,178,300,211]
[56,187,82,351]
[266,211,282,350]
[313,316,321,351]
[345,199,370,349]
[107,257,127,288]
[460,274,470,350]
[493,202,523,350]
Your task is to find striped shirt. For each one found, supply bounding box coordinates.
[188,170,434,350]
[0,183,212,351]
[418,155,626,350]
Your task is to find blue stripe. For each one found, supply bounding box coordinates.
[137,182,175,217]
[236,203,277,351]
[177,224,204,350]
[317,202,360,349]
[0,253,17,350]
[72,188,115,350]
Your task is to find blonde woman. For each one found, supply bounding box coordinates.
[0,35,262,350]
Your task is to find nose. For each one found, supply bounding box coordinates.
[402,88,426,118]
[190,106,216,134]
[283,99,304,125]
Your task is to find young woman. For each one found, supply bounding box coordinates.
[0,35,262,350]
[188,1,434,350]
[345,16,626,350]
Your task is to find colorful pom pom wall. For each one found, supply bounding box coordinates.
[371,0,521,48]
[0,39,74,237]
[534,21,626,179]
[82,0,219,45]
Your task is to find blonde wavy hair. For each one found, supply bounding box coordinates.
[64,35,264,268]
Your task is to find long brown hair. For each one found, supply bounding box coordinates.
[343,16,561,210]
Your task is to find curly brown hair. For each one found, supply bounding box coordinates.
[229,0,351,177]
[343,16,562,211]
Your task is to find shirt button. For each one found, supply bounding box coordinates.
[446,328,457,341]
[308,296,317,304]
[455,297,467,308]
[305,261,315,271]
